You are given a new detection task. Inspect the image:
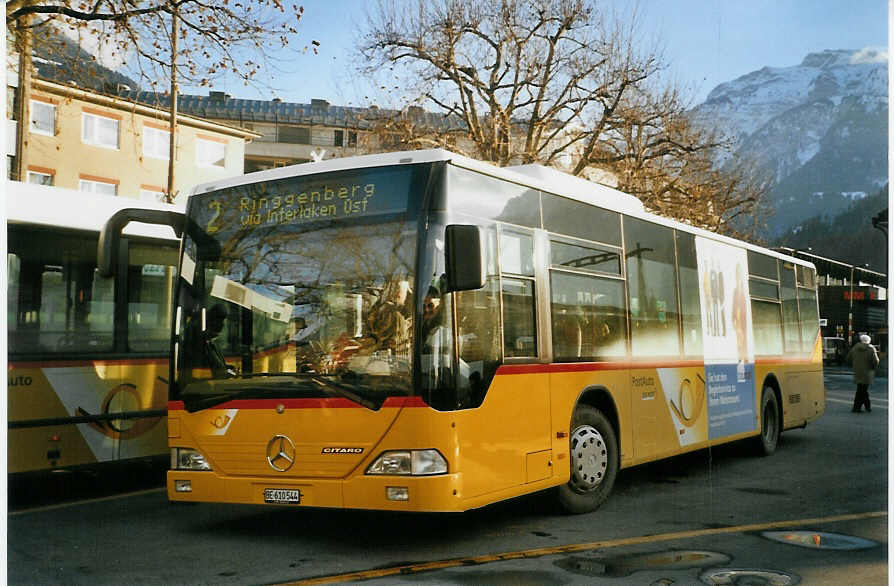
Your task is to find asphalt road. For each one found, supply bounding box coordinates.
[7,366,888,585]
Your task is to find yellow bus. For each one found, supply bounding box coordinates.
[99,150,824,513]
[8,181,179,474]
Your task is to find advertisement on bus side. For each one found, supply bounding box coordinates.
[695,237,757,440]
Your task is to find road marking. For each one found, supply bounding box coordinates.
[283,511,887,585]
[827,398,888,410]
[8,487,166,517]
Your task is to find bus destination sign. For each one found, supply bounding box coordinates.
[202,167,413,234]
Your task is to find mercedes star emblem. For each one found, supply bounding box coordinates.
[266,434,296,472]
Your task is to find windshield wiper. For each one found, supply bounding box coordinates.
[307,374,382,411]
[181,388,276,413]
[179,373,383,412]
[180,375,314,412]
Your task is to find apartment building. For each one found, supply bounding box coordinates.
[14,78,259,204]
[128,91,467,173]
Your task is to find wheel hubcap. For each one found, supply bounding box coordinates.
[569,424,608,492]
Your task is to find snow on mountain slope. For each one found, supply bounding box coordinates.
[690,48,888,236]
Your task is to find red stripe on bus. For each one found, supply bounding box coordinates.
[497,360,706,375]
[167,395,428,412]
[754,356,817,366]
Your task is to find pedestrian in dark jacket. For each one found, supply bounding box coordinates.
[847,334,880,413]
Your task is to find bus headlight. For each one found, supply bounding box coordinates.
[366,449,447,476]
[171,448,212,471]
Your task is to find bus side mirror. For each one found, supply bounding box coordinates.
[98,209,185,277]
[444,224,485,292]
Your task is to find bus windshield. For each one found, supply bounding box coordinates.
[173,165,424,411]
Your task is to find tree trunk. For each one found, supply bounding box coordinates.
[166,5,179,203]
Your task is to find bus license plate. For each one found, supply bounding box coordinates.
[264,488,301,504]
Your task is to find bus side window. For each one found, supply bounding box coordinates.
[798,286,819,352]
[747,252,782,356]
[499,229,537,358]
[454,225,500,407]
[781,264,801,352]
[8,229,114,354]
[7,253,22,350]
[624,217,680,357]
[455,277,501,407]
[675,231,703,356]
[550,271,627,361]
[127,242,179,353]
[752,300,783,355]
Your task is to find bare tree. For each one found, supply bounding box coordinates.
[359,0,663,172]
[589,82,773,237]
[359,105,467,153]
[7,1,306,90]
[359,0,771,237]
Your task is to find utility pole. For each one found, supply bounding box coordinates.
[871,208,888,352]
[166,3,179,203]
[13,14,33,181]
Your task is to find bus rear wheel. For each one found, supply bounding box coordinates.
[755,387,780,456]
[556,405,618,514]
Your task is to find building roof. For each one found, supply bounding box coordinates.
[33,78,262,140]
[126,91,466,131]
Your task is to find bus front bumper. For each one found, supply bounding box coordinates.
[167,469,465,512]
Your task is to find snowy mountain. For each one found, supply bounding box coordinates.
[691,49,888,237]
[32,33,139,93]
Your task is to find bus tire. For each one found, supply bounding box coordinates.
[755,387,780,456]
[556,405,618,514]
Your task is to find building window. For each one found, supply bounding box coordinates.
[334,130,357,147]
[30,100,55,136]
[82,112,120,149]
[278,126,310,144]
[7,86,17,122]
[27,170,53,186]
[143,126,170,160]
[196,137,226,168]
[79,177,118,196]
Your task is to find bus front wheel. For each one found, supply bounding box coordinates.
[755,388,780,456]
[556,405,619,514]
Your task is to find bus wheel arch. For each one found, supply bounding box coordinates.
[762,374,784,428]
[555,388,620,514]
[576,386,620,439]
[755,375,782,456]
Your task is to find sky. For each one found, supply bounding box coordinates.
[192,0,889,107]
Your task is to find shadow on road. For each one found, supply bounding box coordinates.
[8,457,167,512]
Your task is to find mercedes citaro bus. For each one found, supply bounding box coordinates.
[98,149,824,513]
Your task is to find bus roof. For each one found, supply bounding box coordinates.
[6,180,182,241]
[187,149,644,213]
[187,149,814,270]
